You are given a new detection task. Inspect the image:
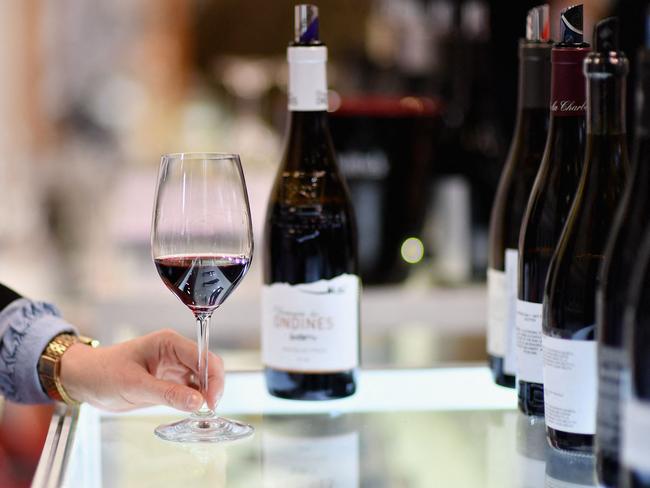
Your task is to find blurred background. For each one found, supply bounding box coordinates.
[2,0,648,483]
[0,0,644,372]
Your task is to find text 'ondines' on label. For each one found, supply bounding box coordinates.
[262,273,360,372]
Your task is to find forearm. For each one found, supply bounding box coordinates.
[0,297,77,403]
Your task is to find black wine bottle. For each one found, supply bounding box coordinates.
[621,233,650,488]
[543,17,630,454]
[596,39,650,488]
[487,5,552,389]
[262,5,360,400]
[517,4,589,415]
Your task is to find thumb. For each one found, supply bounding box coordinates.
[142,377,203,412]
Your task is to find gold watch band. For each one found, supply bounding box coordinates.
[38,333,99,405]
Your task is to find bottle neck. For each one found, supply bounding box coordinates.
[517,42,552,111]
[550,47,590,117]
[635,49,650,137]
[282,110,335,172]
[586,64,627,136]
[287,111,330,138]
[283,44,335,172]
[288,45,328,112]
[511,42,552,140]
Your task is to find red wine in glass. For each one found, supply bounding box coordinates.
[155,254,251,315]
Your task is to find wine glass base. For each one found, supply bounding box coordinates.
[154,415,254,443]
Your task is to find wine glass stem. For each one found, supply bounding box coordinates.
[195,314,214,417]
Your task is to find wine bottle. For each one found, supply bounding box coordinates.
[262,5,360,400]
[516,4,589,414]
[621,232,650,488]
[543,17,630,453]
[487,4,552,389]
[596,32,650,488]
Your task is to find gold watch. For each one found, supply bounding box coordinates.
[38,333,99,405]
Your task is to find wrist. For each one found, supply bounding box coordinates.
[59,342,93,404]
[38,333,99,405]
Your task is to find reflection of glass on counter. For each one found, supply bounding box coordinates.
[485,411,518,488]
[515,414,547,488]
[98,414,263,487]
[262,413,359,488]
[545,449,596,487]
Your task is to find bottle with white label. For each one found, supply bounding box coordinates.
[262,4,360,400]
[517,5,588,416]
[486,5,552,389]
[596,42,650,488]
[621,203,650,486]
[543,17,629,453]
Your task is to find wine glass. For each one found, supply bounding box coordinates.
[151,152,254,442]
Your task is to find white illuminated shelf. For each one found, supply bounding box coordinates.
[104,366,515,417]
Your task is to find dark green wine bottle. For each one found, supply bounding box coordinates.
[596,37,650,488]
[517,4,588,415]
[262,5,360,400]
[487,5,552,389]
[619,13,650,487]
[543,17,630,454]
[621,229,650,488]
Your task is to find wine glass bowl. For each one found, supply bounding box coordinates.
[151,152,254,442]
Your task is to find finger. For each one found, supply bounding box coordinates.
[153,329,204,372]
[145,329,225,409]
[134,374,203,412]
[206,353,225,409]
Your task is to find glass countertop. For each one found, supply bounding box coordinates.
[34,367,599,487]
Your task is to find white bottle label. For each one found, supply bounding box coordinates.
[262,273,360,372]
[487,268,506,357]
[516,300,544,384]
[504,248,518,375]
[542,334,597,434]
[288,46,328,111]
[623,397,650,474]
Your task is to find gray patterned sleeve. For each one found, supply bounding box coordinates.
[0,299,77,403]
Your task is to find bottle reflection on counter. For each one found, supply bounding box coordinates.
[485,412,518,488]
[545,449,596,487]
[261,414,360,488]
[515,413,547,488]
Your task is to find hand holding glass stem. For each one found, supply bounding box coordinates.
[151,153,254,442]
